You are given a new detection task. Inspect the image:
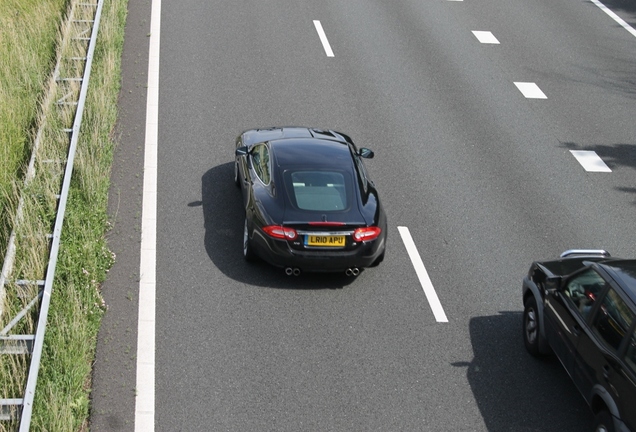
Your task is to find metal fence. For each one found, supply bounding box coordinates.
[0,0,105,429]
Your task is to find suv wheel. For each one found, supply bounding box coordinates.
[523,296,542,357]
[594,410,615,432]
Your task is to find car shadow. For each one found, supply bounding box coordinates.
[452,312,594,432]
[195,162,356,289]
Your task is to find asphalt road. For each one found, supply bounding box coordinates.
[92,0,636,430]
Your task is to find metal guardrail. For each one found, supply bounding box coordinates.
[0,0,105,429]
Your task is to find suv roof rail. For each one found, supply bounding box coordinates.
[560,249,611,258]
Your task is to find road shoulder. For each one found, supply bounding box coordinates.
[90,0,151,430]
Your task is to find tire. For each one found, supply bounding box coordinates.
[243,218,255,262]
[523,296,542,357]
[593,410,615,432]
[234,160,241,188]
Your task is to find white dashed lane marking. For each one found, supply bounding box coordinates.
[514,82,547,99]
[313,20,334,57]
[472,31,500,44]
[570,150,612,172]
[398,226,449,323]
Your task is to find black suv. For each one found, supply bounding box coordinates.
[522,250,636,432]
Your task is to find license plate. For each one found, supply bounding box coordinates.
[306,235,346,247]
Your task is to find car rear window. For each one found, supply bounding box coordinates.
[285,170,350,211]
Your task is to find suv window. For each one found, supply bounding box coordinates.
[251,144,270,184]
[626,328,636,375]
[564,269,608,319]
[591,287,635,351]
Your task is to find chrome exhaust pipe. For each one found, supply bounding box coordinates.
[351,267,360,276]
[285,267,294,276]
[345,268,353,276]
[292,268,301,276]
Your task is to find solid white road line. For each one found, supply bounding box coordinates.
[514,82,547,99]
[313,20,335,57]
[570,150,612,172]
[135,0,160,429]
[398,227,449,323]
[472,31,500,44]
[590,0,636,38]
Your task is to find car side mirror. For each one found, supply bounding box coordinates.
[358,148,374,159]
[545,276,563,294]
[235,146,249,156]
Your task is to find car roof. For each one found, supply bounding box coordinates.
[242,127,354,147]
[597,259,636,304]
[270,138,354,170]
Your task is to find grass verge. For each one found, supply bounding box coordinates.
[0,0,68,259]
[0,0,128,430]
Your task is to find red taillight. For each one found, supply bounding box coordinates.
[263,225,297,240]
[353,226,382,242]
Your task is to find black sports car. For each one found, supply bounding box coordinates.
[234,127,387,276]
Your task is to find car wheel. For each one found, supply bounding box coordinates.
[243,218,255,261]
[523,296,542,357]
[234,161,240,187]
[594,410,615,432]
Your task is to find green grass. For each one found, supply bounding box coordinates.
[0,0,128,430]
[0,0,69,259]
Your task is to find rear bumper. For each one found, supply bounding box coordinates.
[251,228,386,272]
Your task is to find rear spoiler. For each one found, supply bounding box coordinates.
[560,249,611,259]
